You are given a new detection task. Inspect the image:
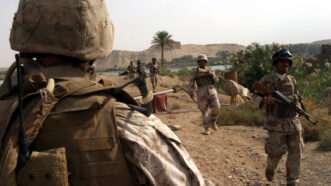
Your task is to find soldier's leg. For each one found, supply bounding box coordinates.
[208,87,220,130]
[265,131,287,181]
[197,97,210,134]
[286,132,303,186]
[155,75,158,90]
[150,76,156,91]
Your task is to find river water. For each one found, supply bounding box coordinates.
[101,64,232,76]
[169,64,231,72]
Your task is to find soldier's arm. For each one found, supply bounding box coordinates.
[209,69,218,82]
[255,75,276,107]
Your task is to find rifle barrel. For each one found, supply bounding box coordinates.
[134,88,175,100]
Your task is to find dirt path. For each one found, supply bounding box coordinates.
[112,75,331,186]
[156,92,331,186]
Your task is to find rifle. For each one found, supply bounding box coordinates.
[15,54,29,170]
[255,89,317,125]
[134,85,197,103]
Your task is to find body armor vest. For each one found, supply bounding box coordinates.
[193,67,216,87]
[0,78,137,186]
[267,74,298,118]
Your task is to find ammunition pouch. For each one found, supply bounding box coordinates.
[275,102,297,118]
[17,148,69,186]
[195,76,215,88]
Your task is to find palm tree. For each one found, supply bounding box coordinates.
[151,31,175,66]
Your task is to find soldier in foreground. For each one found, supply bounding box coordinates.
[189,55,220,135]
[255,49,304,186]
[149,58,160,91]
[0,1,210,185]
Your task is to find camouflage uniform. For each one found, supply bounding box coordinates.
[0,0,210,185]
[127,62,136,79]
[258,72,304,185]
[190,66,220,133]
[149,61,159,91]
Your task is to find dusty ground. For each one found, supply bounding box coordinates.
[157,92,331,186]
[114,75,331,186]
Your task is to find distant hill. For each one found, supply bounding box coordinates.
[0,68,7,72]
[96,43,244,69]
[289,39,331,58]
[311,39,331,45]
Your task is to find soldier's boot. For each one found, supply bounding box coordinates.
[211,123,218,131]
[202,128,210,135]
[287,180,299,186]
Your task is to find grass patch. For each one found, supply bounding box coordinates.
[217,101,264,126]
[217,98,331,151]
[318,128,331,151]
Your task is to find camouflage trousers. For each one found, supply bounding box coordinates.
[150,74,158,91]
[265,128,304,185]
[197,86,220,130]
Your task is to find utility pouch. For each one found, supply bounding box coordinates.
[17,148,69,186]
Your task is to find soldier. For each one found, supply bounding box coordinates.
[0,0,210,185]
[127,60,136,79]
[149,58,160,91]
[189,54,220,135]
[256,49,304,186]
[136,60,146,77]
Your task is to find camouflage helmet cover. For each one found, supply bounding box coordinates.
[10,0,114,61]
[272,49,293,66]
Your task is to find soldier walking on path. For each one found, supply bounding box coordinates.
[255,49,304,186]
[0,1,212,185]
[189,54,220,135]
[149,57,160,91]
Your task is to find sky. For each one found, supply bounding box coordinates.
[0,0,331,67]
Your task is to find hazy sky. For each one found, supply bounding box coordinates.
[1,0,331,67]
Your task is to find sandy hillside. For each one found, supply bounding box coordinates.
[96,43,244,69]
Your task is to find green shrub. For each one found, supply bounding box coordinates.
[217,102,264,126]
[318,128,331,151]
[174,68,192,81]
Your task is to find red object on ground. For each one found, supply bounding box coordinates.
[153,94,168,113]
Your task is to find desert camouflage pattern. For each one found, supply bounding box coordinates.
[149,63,159,91]
[258,72,304,185]
[17,148,69,186]
[190,67,220,131]
[115,102,210,186]
[10,0,114,61]
[0,63,210,186]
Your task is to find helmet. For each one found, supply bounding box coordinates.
[10,0,114,61]
[272,49,293,66]
[197,54,208,62]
